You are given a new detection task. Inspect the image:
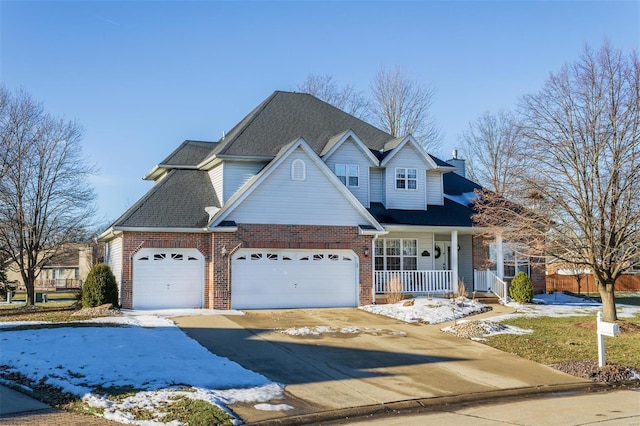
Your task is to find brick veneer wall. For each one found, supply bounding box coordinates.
[472,234,546,294]
[119,232,211,309]
[210,224,374,309]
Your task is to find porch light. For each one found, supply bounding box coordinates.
[364,247,369,257]
[221,245,227,257]
[421,250,431,257]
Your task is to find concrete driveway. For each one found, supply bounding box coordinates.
[173,308,591,424]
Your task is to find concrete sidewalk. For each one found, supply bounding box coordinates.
[0,384,119,425]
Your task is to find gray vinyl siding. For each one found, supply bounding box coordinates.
[384,144,427,210]
[229,148,366,226]
[208,164,224,203]
[105,237,123,287]
[323,139,370,207]
[223,161,266,203]
[426,170,444,206]
[378,231,435,270]
[370,168,384,203]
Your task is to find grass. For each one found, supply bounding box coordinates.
[483,313,640,368]
[161,396,234,426]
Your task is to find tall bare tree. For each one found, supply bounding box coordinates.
[296,75,369,119]
[0,87,96,305]
[370,66,441,151]
[474,43,640,321]
[460,110,527,197]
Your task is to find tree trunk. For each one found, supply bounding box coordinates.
[597,278,617,322]
[25,271,35,306]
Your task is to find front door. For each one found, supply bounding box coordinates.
[435,241,451,270]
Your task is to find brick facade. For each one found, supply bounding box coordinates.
[119,232,211,309]
[472,234,546,294]
[119,225,373,310]
[210,224,373,309]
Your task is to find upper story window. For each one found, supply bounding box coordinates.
[396,167,417,190]
[335,164,359,187]
[291,159,306,181]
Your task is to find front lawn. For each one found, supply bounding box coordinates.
[483,314,640,368]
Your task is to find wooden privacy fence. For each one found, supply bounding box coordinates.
[546,274,640,293]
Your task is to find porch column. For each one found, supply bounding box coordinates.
[496,233,504,279]
[451,230,459,295]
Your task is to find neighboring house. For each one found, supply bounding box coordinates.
[99,91,544,310]
[7,243,93,291]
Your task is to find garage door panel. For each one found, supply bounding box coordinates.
[232,249,358,309]
[133,249,204,310]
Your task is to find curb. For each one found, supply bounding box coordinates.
[248,382,609,425]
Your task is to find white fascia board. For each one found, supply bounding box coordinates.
[197,154,273,170]
[321,130,379,166]
[211,226,238,233]
[97,227,123,242]
[380,136,438,169]
[359,228,389,236]
[112,226,211,233]
[381,224,482,234]
[143,165,166,181]
[208,138,385,232]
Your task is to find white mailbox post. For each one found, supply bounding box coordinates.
[596,311,620,367]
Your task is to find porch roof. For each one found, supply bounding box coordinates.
[367,200,474,227]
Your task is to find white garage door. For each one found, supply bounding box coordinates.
[231,249,358,309]
[133,248,204,309]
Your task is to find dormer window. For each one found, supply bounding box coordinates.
[291,159,306,181]
[335,164,359,187]
[396,167,417,190]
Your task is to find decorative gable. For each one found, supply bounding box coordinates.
[209,139,384,231]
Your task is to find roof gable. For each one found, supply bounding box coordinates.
[209,138,383,231]
[321,130,379,166]
[380,136,438,168]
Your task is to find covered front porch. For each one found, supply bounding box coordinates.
[372,228,510,302]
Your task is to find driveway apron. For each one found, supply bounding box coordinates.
[173,308,589,423]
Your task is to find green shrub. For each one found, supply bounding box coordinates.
[509,271,534,303]
[82,263,119,308]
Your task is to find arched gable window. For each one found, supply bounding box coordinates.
[291,159,306,181]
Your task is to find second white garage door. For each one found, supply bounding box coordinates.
[231,249,358,309]
[133,248,204,310]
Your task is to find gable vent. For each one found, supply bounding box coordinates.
[291,159,306,181]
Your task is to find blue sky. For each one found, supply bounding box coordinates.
[1,1,638,224]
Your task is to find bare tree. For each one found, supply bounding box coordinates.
[370,66,441,151]
[474,42,640,322]
[296,75,369,119]
[0,87,96,305]
[460,110,527,197]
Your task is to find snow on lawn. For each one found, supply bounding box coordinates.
[494,292,640,321]
[280,326,360,336]
[362,297,488,324]
[0,313,283,424]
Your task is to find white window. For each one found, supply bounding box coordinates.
[374,239,418,271]
[490,242,530,278]
[335,164,359,187]
[291,159,306,181]
[395,168,417,190]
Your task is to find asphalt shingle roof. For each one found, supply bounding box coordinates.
[160,140,217,167]
[367,200,474,227]
[207,91,394,158]
[443,171,483,195]
[112,170,219,228]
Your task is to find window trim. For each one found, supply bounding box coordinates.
[395,167,417,191]
[374,238,418,271]
[335,163,359,187]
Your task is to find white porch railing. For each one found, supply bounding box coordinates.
[474,269,509,302]
[374,270,453,294]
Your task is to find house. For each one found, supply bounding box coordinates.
[6,243,92,292]
[99,91,544,310]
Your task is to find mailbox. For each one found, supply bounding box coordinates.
[597,320,619,337]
